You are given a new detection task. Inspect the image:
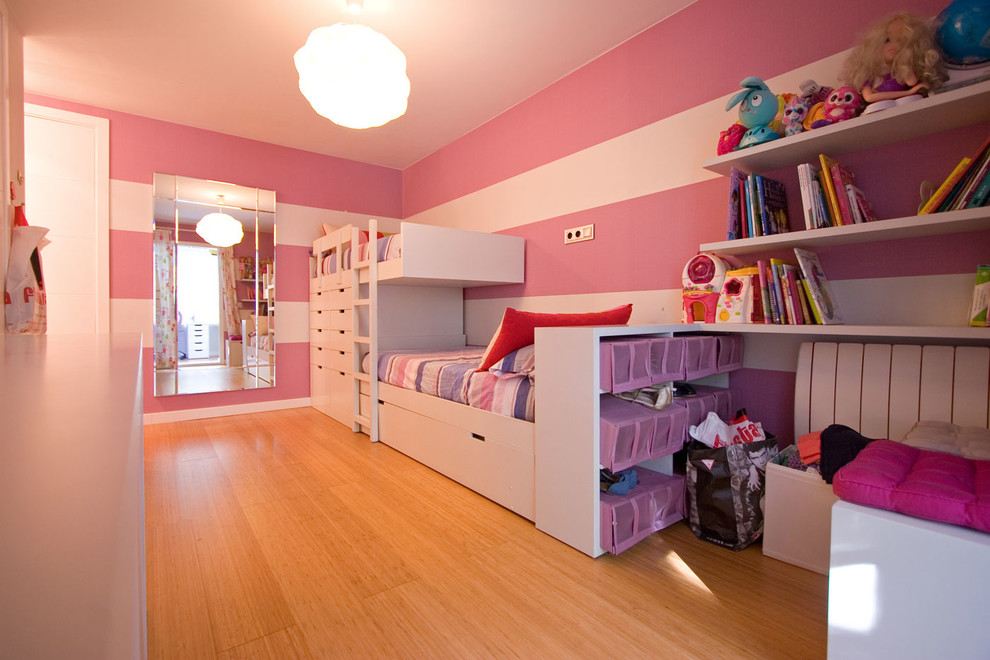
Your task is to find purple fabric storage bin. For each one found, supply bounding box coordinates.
[600,395,657,472]
[645,336,685,384]
[600,338,654,393]
[672,386,735,431]
[715,335,744,373]
[600,468,686,554]
[681,335,718,380]
[650,403,689,459]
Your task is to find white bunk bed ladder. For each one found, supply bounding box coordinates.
[350,221,379,440]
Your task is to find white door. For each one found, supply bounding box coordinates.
[24,104,109,334]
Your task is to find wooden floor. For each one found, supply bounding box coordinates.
[145,408,828,659]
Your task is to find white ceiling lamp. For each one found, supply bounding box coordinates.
[196,196,243,248]
[294,0,410,130]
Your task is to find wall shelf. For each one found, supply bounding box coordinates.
[686,322,989,342]
[700,207,990,255]
[701,80,990,176]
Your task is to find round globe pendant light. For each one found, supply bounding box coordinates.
[294,22,410,129]
[196,196,243,248]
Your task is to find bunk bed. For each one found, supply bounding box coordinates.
[309,221,533,517]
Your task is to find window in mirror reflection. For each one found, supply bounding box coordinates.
[152,173,276,396]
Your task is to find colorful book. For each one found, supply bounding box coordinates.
[939,135,990,212]
[747,174,761,237]
[966,166,990,208]
[794,248,843,324]
[782,264,806,325]
[846,184,877,223]
[789,266,815,324]
[956,146,990,209]
[920,157,972,214]
[761,176,789,234]
[727,167,746,240]
[802,278,823,324]
[827,158,857,225]
[769,258,789,324]
[756,259,772,324]
[818,154,844,225]
[797,163,816,230]
[816,168,836,227]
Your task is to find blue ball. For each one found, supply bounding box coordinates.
[934,0,990,67]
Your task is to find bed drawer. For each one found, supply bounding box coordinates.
[379,400,535,520]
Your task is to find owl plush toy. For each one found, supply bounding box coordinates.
[808,86,862,129]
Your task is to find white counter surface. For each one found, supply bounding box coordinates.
[0,333,145,659]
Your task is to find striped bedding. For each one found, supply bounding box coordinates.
[318,233,402,276]
[373,346,535,422]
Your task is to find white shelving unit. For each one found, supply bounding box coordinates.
[700,206,989,256]
[701,80,990,176]
[698,78,990,340]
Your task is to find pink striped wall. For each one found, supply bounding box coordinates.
[403,0,947,216]
[27,93,403,415]
[26,94,402,213]
[403,0,985,446]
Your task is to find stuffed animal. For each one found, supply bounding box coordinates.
[716,123,745,155]
[725,77,781,150]
[799,79,833,106]
[808,86,862,129]
[781,96,811,136]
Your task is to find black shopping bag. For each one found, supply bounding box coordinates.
[685,437,778,551]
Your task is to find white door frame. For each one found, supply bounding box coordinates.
[24,102,110,333]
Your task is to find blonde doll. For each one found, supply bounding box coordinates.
[840,12,946,109]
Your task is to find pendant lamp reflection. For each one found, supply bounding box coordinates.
[196,196,243,248]
[294,23,410,129]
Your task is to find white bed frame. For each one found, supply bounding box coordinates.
[792,342,990,658]
[312,221,535,518]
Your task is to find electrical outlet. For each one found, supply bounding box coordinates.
[563,223,595,244]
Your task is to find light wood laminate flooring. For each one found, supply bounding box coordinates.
[145,407,827,659]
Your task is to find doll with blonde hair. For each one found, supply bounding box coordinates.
[840,11,946,111]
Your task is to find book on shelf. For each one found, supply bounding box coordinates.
[935,135,990,212]
[726,167,746,240]
[756,259,772,324]
[798,162,836,229]
[920,157,971,214]
[726,171,790,240]
[793,248,843,324]
[845,184,877,223]
[818,154,844,225]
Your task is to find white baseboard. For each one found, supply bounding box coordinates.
[143,397,311,425]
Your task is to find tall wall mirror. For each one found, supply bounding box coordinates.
[152,173,276,396]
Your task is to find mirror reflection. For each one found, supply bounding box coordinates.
[152,174,276,396]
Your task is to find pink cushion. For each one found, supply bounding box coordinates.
[834,439,990,533]
[476,304,632,372]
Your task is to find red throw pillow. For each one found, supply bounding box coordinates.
[477,304,633,372]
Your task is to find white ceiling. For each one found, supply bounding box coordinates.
[7,0,696,170]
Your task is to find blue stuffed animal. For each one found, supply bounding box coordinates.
[725,77,781,150]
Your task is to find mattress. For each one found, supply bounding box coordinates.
[318,233,402,276]
[371,346,535,422]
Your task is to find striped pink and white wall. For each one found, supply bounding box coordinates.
[26,0,990,436]
[26,93,402,422]
[402,0,990,442]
